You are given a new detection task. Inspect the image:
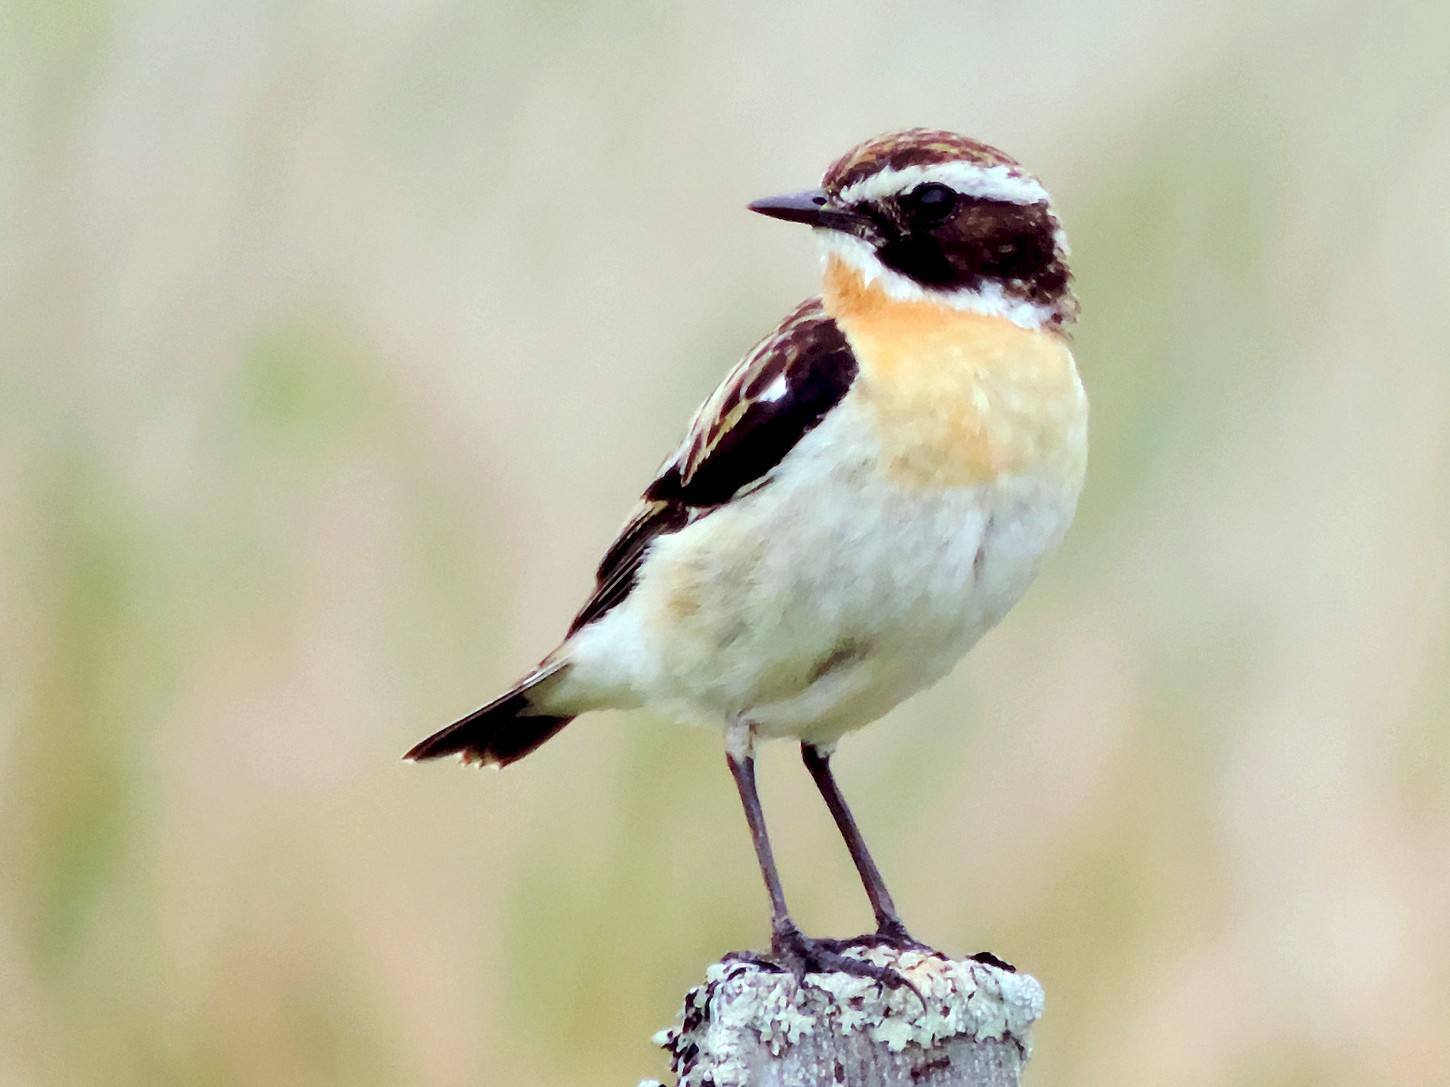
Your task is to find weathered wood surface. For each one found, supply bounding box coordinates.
[641,946,1044,1087]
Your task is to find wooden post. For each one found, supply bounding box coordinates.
[641,946,1044,1087]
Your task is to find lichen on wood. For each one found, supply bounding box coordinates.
[640,945,1044,1087]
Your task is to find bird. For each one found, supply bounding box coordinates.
[407,128,1087,985]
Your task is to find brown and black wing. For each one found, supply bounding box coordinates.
[409,298,858,766]
[567,297,857,634]
[566,497,690,635]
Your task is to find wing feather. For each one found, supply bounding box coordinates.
[568,297,857,634]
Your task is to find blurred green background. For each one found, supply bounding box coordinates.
[3,1,1449,1084]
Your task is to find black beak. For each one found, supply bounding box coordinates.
[748,188,868,235]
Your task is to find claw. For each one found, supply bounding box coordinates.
[867,917,937,954]
[769,921,928,1013]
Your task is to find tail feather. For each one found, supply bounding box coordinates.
[405,664,574,767]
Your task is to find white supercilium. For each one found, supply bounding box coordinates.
[835,161,1050,207]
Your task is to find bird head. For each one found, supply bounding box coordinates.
[749,128,1076,329]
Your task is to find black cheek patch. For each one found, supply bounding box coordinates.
[876,233,960,286]
[873,199,1068,307]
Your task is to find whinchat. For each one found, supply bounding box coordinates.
[408,129,1087,983]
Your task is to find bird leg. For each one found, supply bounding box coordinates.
[725,743,790,926]
[801,742,928,950]
[726,743,922,1000]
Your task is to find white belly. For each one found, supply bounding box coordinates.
[567,402,1084,745]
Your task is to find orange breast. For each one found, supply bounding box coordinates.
[822,257,1087,488]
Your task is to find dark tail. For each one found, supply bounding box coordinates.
[405,665,575,767]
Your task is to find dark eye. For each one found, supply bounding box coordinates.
[902,182,957,224]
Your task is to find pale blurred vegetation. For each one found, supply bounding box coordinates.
[3,1,1449,1085]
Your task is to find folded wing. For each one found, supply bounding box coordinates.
[569,297,858,634]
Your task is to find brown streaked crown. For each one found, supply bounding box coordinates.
[822,128,1021,195]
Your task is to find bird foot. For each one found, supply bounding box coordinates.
[843,917,938,955]
[767,921,927,1010]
